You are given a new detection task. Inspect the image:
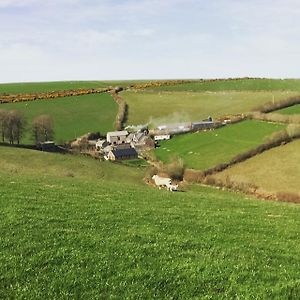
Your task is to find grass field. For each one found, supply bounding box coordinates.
[277,104,300,115]
[122,90,297,125]
[1,147,300,298]
[149,78,300,92]
[0,80,149,95]
[1,93,118,144]
[155,120,285,170]
[214,140,300,195]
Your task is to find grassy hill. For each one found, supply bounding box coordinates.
[122,90,297,125]
[1,93,118,144]
[149,78,300,92]
[0,80,148,95]
[214,139,300,195]
[1,146,300,299]
[155,120,285,170]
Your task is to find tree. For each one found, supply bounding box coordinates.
[0,109,7,142]
[32,115,54,145]
[4,110,26,144]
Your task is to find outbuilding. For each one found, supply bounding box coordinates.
[106,131,128,145]
[108,148,138,161]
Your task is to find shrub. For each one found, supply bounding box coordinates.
[277,192,300,203]
[183,169,205,183]
[163,156,185,180]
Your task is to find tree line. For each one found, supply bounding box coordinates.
[0,109,54,145]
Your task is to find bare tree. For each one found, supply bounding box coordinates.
[4,110,26,144]
[32,115,54,145]
[0,109,7,142]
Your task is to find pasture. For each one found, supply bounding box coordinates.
[276,104,300,115]
[1,93,118,144]
[122,90,297,125]
[0,80,148,95]
[1,147,300,299]
[214,139,300,195]
[155,120,285,170]
[149,78,300,92]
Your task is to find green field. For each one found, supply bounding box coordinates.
[0,93,118,144]
[214,140,300,195]
[0,80,149,95]
[1,146,300,299]
[277,104,300,115]
[122,90,297,125]
[155,120,285,170]
[149,78,300,92]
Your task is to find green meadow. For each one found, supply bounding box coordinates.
[0,80,147,95]
[149,78,300,92]
[215,139,300,195]
[155,120,285,170]
[277,104,300,115]
[122,90,297,125]
[1,93,118,144]
[1,147,300,299]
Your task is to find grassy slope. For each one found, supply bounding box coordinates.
[150,78,300,92]
[155,120,285,170]
[122,90,297,125]
[1,93,118,144]
[0,147,300,299]
[277,104,300,115]
[0,80,148,95]
[214,140,300,194]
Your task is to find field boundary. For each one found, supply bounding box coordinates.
[110,91,128,130]
[0,87,111,104]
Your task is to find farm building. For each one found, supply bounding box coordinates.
[95,139,109,151]
[191,121,214,130]
[154,135,170,141]
[107,148,138,161]
[106,131,128,145]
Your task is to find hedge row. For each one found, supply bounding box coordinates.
[0,87,110,104]
[130,77,264,91]
[251,111,300,124]
[253,95,300,113]
[111,92,127,130]
[183,125,300,180]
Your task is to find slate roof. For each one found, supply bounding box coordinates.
[112,148,138,158]
[107,131,128,138]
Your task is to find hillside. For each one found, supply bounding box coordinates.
[214,139,300,195]
[1,93,118,144]
[0,80,149,95]
[155,120,285,170]
[122,90,297,125]
[148,78,300,92]
[1,147,300,298]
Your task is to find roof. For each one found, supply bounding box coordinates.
[107,131,128,138]
[111,148,138,158]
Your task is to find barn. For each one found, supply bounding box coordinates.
[108,148,138,161]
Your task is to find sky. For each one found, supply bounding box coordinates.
[0,0,300,83]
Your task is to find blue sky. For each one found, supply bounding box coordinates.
[0,0,300,82]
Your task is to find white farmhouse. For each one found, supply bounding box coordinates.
[106,131,128,145]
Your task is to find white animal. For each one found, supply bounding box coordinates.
[152,175,178,192]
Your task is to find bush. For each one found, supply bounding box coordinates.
[183,169,205,183]
[163,156,185,180]
[277,192,300,203]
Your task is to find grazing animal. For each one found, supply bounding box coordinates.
[152,175,178,192]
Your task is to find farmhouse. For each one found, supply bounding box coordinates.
[107,147,138,161]
[95,139,109,151]
[106,131,128,145]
